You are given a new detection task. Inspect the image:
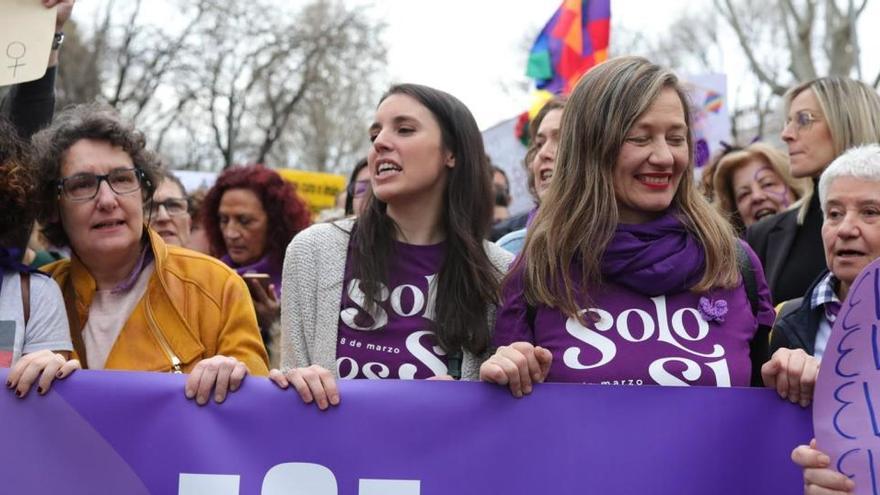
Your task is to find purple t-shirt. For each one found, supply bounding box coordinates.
[494,244,775,387]
[336,240,448,379]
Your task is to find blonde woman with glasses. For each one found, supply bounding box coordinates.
[746,77,880,304]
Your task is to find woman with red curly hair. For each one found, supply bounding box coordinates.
[202,164,311,365]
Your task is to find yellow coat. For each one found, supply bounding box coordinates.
[43,228,270,376]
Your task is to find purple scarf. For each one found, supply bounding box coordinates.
[601,211,705,296]
[0,247,41,294]
[221,254,282,298]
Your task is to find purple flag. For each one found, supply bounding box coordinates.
[0,370,810,494]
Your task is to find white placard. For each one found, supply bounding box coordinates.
[0,0,55,86]
[684,73,733,174]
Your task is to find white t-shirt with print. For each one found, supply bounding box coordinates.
[0,272,73,367]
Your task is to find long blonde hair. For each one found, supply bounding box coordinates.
[519,56,740,321]
[785,77,880,224]
[786,77,880,158]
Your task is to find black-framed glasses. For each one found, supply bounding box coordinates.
[146,197,189,217]
[57,167,143,202]
[784,110,821,133]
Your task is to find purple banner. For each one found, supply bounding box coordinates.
[0,370,810,494]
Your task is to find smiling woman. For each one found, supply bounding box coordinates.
[482,56,776,395]
[17,103,269,405]
[712,143,810,235]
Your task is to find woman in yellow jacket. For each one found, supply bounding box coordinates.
[7,104,268,404]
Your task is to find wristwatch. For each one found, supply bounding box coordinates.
[52,31,65,50]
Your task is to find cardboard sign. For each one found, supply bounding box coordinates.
[0,0,54,86]
[815,258,880,494]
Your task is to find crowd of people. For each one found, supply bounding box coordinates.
[3,1,880,492]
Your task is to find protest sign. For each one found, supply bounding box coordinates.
[684,73,733,171]
[0,0,55,86]
[276,169,346,213]
[815,257,880,494]
[0,370,810,494]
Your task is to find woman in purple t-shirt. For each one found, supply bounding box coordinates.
[270,84,513,409]
[480,56,777,396]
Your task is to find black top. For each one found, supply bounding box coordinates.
[746,187,826,305]
[0,66,56,139]
[489,211,530,242]
[773,192,825,302]
[769,270,828,356]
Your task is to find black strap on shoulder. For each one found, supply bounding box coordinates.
[735,242,759,318]
[776,298,803,321]
[19,272,30,326]
[735,242,771,386]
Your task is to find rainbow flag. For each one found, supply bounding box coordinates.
[526,0,611,94]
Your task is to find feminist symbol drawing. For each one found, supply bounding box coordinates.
[6,41,26,78]
[0,0,55,87]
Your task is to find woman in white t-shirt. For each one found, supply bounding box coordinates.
[0,118,75,397]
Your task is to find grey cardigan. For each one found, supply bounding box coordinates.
[280,219,514,381]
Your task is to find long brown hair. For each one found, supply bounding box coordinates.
[520,56,740,321]
[352,84,500,355]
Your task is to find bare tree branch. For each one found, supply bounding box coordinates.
[716,0,788,94]
[108,0,143,106]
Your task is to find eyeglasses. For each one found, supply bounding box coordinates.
[147,197,189,217]
[784,110,821,133]
[57,167,143,202]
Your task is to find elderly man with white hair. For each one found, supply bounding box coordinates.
[758,144,880,495]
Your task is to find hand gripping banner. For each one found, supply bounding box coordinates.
[0,370,811,494]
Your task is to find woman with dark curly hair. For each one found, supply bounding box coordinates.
[201,164,311,365]
[10,104,269,405]
[0,118,74,395]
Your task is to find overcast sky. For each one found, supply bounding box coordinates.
[72,0,879,130]
[371,0,880,129]
[373,0,692,128]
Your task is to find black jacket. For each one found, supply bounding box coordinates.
[0,66,56,139]
[489,211,529,242]
[746,191,826,304]
[768,270,828,356]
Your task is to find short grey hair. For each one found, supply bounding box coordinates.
[819,144,880,213]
